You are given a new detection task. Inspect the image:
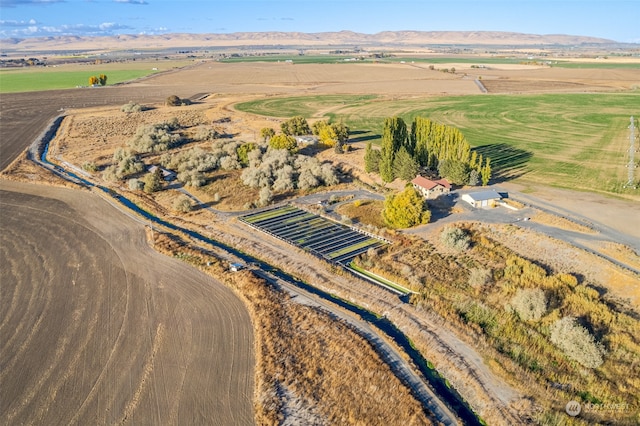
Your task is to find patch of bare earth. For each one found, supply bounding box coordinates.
[530,211,597,234]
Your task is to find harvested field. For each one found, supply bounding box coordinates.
[0,181,254,425]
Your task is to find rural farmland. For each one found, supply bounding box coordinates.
[1,28,639,425]
[236,92,640,195]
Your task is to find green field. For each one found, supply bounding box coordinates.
[0,69,157,93]
[550,61,640,69]
[0,60,193,93]
[221,54,640,69]
[0,69,155,93]
[236,93,640,195]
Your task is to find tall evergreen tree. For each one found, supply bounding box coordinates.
[364,142,381,173]
[393,146,419,181]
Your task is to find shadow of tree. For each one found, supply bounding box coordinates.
[349,130,381,144]
[427,193,459,223]
[474,143,533,183]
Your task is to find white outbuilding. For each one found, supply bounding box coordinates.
[461,190,502,208]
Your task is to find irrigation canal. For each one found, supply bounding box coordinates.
[31,117,484,425]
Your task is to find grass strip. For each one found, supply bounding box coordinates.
[327,238,379,259]
[348,262,413,295]
[242,205,297,223]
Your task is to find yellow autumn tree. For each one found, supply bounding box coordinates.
[381,186,430,229]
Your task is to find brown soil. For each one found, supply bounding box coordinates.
[0,180,254,425]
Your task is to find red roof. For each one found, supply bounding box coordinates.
[411,176,451,190]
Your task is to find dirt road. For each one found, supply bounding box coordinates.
[0,181,254,425]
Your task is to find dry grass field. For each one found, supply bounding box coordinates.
[0,181,254,425]
[147,229,437,425]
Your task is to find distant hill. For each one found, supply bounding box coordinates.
[1,30,619,53]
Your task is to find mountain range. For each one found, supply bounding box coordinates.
[1,30,620,53]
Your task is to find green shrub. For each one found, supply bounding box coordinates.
[82,161,98,173]
[460,301,498,334]
[382,186,430,229]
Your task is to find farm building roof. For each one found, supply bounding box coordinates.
[464,190,502,201]
[411,176,451,190]
[147,165,177,181]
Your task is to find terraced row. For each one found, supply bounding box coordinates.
[241,205,387,265]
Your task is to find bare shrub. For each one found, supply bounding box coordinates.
[340,215,352,225]
[161,147,217,173]
[440,226,470,251]
[550,317,605,369]
[127,178,144,191]
[194,126,220,141]
[508,288,547,321]
[468,268,492,289]
[178,170,206,187]
[128,120,182,153]
[166,95,182,106]
[258,187,272,206]
[103,149,144,181]
[297,168,319,190]
[219,155,241,171]
[240,149,338,192]
[272,164,295,192]
[121,101,145,113]
[101,165,118,182]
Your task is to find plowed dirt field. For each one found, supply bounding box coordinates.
[0,181,254,425]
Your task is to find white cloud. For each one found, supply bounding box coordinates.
[0,18,38,26]
[0,21,133,37]
[0,0,64,7]
[113,0,148,4]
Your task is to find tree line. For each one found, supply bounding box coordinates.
[260,116,350,154]
[88,74,107,86]
[365,116,491,186]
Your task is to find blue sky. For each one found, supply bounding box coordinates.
[0,0,637,42]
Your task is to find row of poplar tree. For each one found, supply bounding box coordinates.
[364,116,491,186]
